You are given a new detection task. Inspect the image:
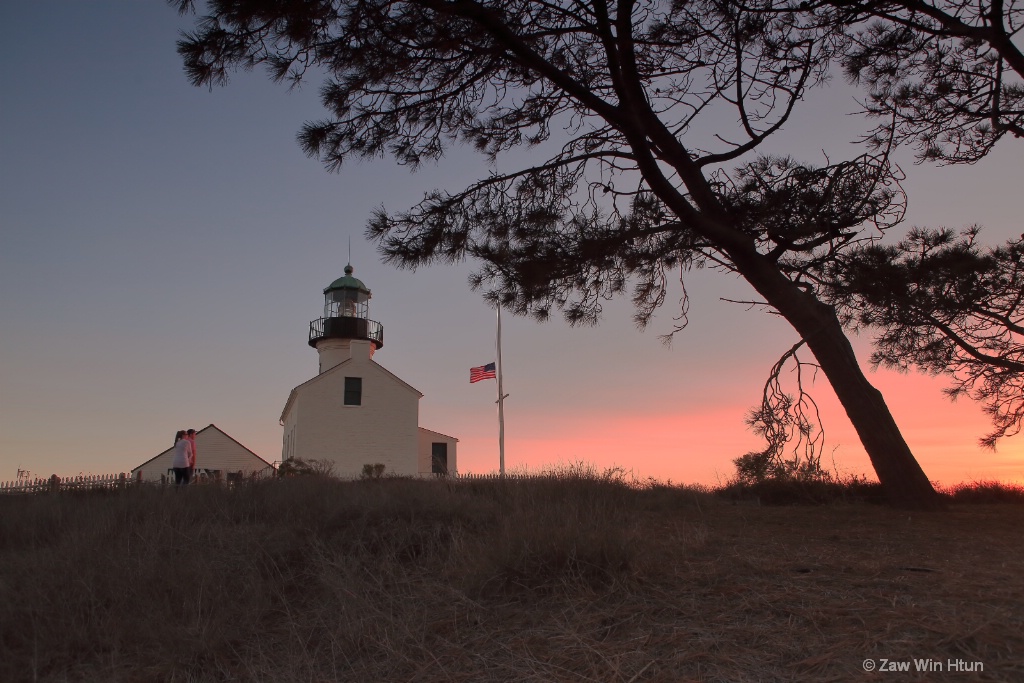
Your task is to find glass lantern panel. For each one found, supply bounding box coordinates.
[325,289,369,318]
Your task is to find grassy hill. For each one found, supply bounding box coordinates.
[1,474,1021,682]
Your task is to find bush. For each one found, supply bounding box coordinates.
[716,474,888,505]
[942,480,1024,504]
[361,463,386,479]
[721,447,877,504]
[277,457,335,477]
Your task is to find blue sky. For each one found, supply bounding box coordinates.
[2,1,1022,485]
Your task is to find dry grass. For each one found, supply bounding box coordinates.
[0,474,1021,682]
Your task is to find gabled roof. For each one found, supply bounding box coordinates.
[131,424,272,472]
[279,357,424,423]
[418,426,460,442]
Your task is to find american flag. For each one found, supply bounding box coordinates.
[470,362,496,383]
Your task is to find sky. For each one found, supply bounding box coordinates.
[2,1,1022,487]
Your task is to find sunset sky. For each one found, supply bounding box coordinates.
[2,1,1022,487]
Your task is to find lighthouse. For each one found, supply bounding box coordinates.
[280,265,458,477]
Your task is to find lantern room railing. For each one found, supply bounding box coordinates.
[308,316,384,348]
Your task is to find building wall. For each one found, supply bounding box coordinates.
[287,349,420,477]
[282,398,298,462]
[132,426,271,482]
[417,428,459,475]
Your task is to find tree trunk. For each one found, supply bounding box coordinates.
[801,304,945,510]
[734,251,945,510]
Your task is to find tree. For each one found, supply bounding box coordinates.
[174,0,945,508]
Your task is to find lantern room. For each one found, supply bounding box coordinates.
[324,264,370,319]
[308,264,384,353]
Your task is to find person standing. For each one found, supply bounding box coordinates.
[185,428,198,481]
[171,430,193,487]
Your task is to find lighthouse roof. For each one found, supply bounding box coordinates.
[325,264,371,295]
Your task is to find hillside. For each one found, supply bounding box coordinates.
[1,476,1021,682]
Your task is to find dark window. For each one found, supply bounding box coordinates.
[431,442,448,475]
[344,377,362,406]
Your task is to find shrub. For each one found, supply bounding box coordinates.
[278,457,336,477]
[361,463,386,479]
[942,480,1024,504]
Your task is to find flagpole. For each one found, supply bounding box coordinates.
[496,304,506,476]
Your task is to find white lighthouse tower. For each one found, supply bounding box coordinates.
[279,265,457,476]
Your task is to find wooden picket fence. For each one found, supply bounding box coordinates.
[0,472,140,495]
[452,472,530,481]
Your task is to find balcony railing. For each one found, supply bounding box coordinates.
[308,316,384,348]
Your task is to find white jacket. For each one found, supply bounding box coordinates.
[171,439,193,469]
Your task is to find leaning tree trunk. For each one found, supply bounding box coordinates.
[800,300,944,509]
[734,249,946,510]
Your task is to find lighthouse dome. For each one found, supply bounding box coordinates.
[325,264,370,295]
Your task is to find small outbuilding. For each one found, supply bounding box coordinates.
[131,424,273,482]
[418,427,458,475]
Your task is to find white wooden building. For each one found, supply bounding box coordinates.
[279,265,458,477]
[132,424,273,482]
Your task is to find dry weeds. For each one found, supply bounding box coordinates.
[0,475,1021,682]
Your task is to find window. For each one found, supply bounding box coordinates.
[344,377,362,406]
[431,443,448,475]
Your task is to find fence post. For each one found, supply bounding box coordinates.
[49,474,60,494]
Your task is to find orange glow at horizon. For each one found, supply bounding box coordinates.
[455,368,1024,487]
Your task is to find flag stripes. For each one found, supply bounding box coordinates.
[470,362,496,383]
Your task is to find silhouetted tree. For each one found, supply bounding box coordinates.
[174,0,945,508]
